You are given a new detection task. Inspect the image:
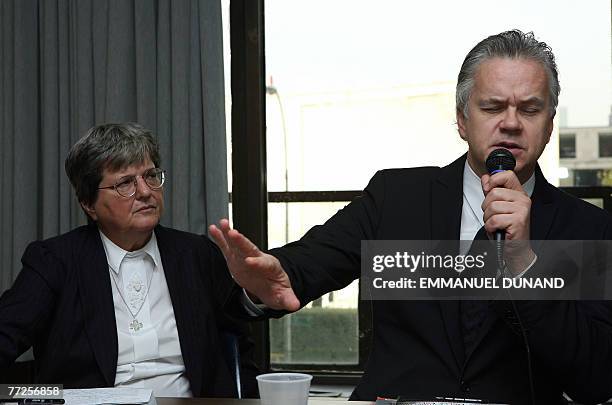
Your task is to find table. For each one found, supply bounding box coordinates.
[156,399,373,405]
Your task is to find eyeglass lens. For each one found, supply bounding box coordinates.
[115,168,164,197]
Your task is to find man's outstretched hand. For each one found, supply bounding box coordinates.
[209,219,300,311]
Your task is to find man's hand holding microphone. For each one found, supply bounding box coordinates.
[481,148,536,276]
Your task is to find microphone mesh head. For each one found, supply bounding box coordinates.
[486,148,516,173]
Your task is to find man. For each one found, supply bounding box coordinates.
[211,30,612,404]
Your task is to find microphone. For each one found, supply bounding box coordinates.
[485,148,516,242]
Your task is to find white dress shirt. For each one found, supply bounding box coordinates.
[100,230,193,398]
[460,160,535,241]
[460,160,536,275]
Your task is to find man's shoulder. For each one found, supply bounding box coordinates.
[368,166,443,188]
[551,185,612,224]
[378,166,442,177]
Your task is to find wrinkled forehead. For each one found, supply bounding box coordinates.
[473,57,549,101]
[101,154,154,179]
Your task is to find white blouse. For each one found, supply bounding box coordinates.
[100,230,192,397]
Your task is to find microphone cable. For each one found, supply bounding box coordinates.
[486,148,536,405]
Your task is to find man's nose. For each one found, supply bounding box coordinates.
[500,107,522,134]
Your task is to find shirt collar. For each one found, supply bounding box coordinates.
[463,160,535,199]
[99,230,161,274]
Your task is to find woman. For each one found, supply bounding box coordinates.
[0,123,257,397]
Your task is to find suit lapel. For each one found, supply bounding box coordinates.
[434,155,467,370]
[77,225,118,386]
[430,154,465,240]
[155,226,206,396]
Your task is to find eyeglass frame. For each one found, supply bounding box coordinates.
[98,167,166,198]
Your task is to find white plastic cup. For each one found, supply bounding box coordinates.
[256,372,313,405]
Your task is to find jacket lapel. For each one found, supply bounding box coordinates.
[77,225,118,386]
[154,226,207,396]
[430,154,465,240]
[434,155,467,371]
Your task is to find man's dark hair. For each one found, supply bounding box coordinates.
[456,29,560,119]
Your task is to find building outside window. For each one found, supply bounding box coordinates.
[559,133,576,158]
[599,133,612,158]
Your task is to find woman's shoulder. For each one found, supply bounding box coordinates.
[154,224,219,252]
[26,224,98,256]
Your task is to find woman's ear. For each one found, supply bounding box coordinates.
[80,201,98,221]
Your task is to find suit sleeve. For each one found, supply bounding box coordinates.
[0,242,60,368]
[269,170,386,308]
[493,223,612,404]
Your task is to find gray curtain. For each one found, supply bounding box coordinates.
[0,0,229,292]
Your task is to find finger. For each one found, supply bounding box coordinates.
[277,292,301,312]
[209,224,231,257]
[226,229,263,258]
[259,287,301,311]
[481,188,527,210]
[219,218,231,231]
[484,213,529,236]
[481,174,491,194]
[487,170,523,191]
[244,254,280,272]
[219,219,233,243]
[244,251,284,271]
[482,201,515,222]
[484,213,514,234]
[219,221,245,259]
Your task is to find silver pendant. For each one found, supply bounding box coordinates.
[129,319,143,332]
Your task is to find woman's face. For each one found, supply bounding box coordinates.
[83,158,164,250]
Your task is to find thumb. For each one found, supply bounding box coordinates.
[274,290,301,312]
[481,174,492,194]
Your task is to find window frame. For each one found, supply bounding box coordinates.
[559,133,577,159]
[229,0,370,377]
[599,132,612,158]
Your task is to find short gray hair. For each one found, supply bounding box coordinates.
[456,29,560,119]
[65,122,161,206]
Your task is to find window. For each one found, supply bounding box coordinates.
[267,200,362,369]
[559,134,576,158]
[599,133,612,158]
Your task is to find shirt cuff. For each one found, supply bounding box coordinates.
[241,288,266,316]
[504,254,538,278]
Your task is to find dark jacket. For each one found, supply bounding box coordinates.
[0,224,258,397]
[270,154,612,404]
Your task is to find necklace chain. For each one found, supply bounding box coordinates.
[109,264,154,332]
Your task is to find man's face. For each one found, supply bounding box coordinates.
[83,158,164,248]
[457,57,554,183]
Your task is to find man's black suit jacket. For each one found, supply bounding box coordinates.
[0,224,258,397]
[270,154,612,404]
